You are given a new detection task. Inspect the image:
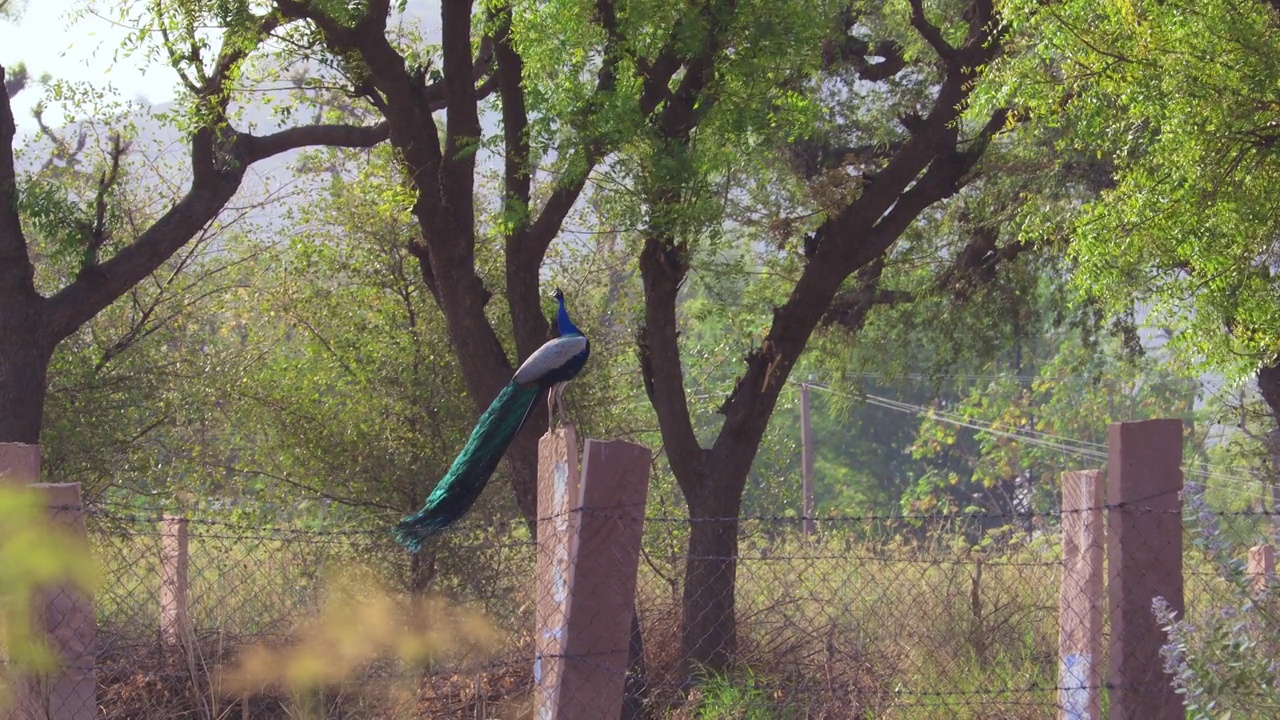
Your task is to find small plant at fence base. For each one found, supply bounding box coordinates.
[1157,483,1280,719]
[220,571,502,718]
[681,669,778,720]
[1157,595,1280,720]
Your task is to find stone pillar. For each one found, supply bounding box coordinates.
[159,515,191,646]
[1059,470,1104,720]
[1106,419,1184,720]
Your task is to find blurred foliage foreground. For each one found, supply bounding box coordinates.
[0,485,98,709]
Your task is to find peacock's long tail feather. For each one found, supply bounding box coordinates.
[394,380,539,551]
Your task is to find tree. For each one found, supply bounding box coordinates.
[990,0,1280,494]
[620,0,1014,668]
[189,0,1016,674]
[906,316,1198,516]
[232,0,630,524]
[0,6,387,453]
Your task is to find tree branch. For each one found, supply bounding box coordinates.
[639,233,707,488]
[909,0,957,65]
[853,41,907,81]
[636,0,746,490]
[936,226,1032,300]
[48,116,390,339]
[273,0,449,213]
[241,120,389,163]
[3,62,27,98]
[274,0,357,45]
[442,0,481,154]
[361,0,393,33]
[787,139,907,179]
[494,4,530,215]
[709,0,1006,477]
[82,133,129,272]
[821,257,915,332]
[0,64,34,297]
[506,0,623,359]
[656,0,735,138]
[824,32,907,81]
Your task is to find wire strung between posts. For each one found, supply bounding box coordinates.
[806,382,1273,499]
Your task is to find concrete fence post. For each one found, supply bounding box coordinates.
[558,438,650,719]
[535,425,582,718]
[1,446,98,720]
[534,426,652,720]
[5,483,97,720]
[1248,544,1275,594]
[159,515,191,646]
[0,443,40,485]
[1059,469,1104,720]
[799,383,816,537]
[1106,419,1184,720]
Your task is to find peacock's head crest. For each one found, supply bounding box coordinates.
[551,287,581,336]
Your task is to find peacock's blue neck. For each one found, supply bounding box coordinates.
[556,297,583,337]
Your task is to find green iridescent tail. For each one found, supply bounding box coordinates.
[394,380,538,551]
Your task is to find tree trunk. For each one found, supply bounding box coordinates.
[681,487,744,672]
[1255,358,1280,523]
[622,609,649,720]
[0,300,53,444]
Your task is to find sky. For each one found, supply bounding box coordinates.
[1,1,441,134]
[1,1,179,132]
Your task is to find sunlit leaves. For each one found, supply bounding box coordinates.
[989,0,1280,377]
[907,328,1197,513]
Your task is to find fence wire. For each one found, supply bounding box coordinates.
[4,501,1279,718]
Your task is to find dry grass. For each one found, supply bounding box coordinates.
[82,520,1068,719]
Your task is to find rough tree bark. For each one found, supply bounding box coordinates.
[1255,359,1280,522]
[635,0,1009,671]
[0,296,51,444]
[0,19,389,451]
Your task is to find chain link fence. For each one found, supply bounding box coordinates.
[86,508,535,719]
[633,512,1061,719]
[5,492,1278,718]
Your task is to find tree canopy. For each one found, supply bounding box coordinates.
[988,0,1280,376]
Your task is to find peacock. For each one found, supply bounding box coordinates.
[394,288,590,550]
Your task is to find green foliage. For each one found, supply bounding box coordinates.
[19,116,250,505]
[1158,485,1280,719]
[761,261,1203,517]
[905,324,1197,514]
[685,669,779,719]
[15,114,139,290]
[234,152,472,521]
[988,0,1280,377]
